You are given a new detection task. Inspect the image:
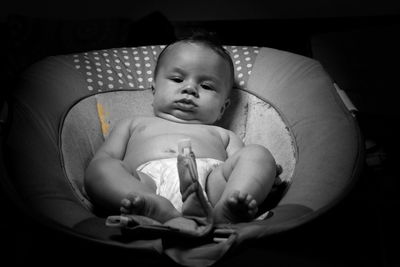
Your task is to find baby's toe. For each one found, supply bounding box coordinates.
[227,196,238,207]
[248,206,258,217]
[248,199,257,209]
[120,206,129,214]
[245,197,258,216]
[244,194,254,204]
[237,192,248,202]
[120,198,134,214]
[228,191,240,204]
[121,198,131,207]
[231,190,240,199]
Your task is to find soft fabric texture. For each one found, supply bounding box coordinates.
[5,44,364,267]
[248,48,363,211]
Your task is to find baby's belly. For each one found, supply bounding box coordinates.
[123,134,227,174]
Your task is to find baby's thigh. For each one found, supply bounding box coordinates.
[206,166,227,206]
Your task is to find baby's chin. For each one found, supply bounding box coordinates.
[155,111,215,125]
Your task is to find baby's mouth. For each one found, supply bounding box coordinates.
[175,99,197,110]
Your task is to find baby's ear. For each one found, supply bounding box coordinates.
[218,98,231,120]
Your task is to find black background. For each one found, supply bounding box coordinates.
[1,1,399,266]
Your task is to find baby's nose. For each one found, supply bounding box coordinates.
[181,83,199,97]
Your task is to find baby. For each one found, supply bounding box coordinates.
[84,33,277,224]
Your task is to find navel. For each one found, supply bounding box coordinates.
[164,148,176,154]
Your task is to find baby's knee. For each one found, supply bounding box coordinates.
[242,144,275,164]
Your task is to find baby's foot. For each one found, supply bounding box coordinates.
[120,193,180,223]
[214,191,258,224]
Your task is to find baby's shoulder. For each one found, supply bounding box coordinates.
[115,116,152,131]
[210,125,234,135]
[211,126,244,150]
[209,125,236,141]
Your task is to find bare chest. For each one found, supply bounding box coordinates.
[124,118,227,170]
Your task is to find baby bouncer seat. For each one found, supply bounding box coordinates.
[1,43,364,266]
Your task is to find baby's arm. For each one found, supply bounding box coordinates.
[224,129,245,157]
[84,118,151,213]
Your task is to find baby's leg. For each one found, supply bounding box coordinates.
[207,144,276,223]
[120,193,180,223]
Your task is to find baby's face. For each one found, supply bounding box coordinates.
[152,42,232,124]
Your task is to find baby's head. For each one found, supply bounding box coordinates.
[154,33,234,89]
[152,32,234,124]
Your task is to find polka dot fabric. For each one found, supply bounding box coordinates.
[65,45,259,93]
[224,46,259,88]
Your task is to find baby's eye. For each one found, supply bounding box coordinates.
[170,77,183,83]
[201,83,215,90]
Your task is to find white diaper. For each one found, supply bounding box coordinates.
[136,158,223,212]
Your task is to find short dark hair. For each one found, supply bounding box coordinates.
[153,31,234,86]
